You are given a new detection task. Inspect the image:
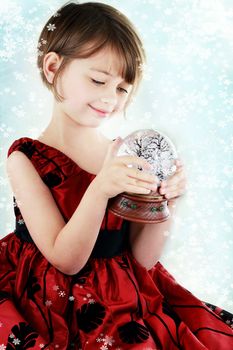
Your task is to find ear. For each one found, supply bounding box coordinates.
[43,52,63,84]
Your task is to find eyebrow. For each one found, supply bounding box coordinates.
[89,68,114,77]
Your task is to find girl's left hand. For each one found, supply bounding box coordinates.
[158,159,187,202]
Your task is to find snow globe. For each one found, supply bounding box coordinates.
[108,129,177,223]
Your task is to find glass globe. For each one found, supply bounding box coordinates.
[116,129,177,183]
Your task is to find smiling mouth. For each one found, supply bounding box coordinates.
[89,105,112,116]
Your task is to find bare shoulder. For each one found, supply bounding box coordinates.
[7,150,53,195]
[6,149,36,171]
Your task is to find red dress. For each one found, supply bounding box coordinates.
[0,136,233,350]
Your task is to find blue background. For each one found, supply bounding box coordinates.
[0,0,232,312]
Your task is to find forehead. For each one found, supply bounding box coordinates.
[81,47,125,78]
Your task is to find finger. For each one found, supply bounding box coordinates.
[164,189,185,200]
[173,159,184,172]
[103,137,123,165]
[161,176,186,191]
[160,170,186,188]
[175,164,184,173]
[175,158,183,167]
[124,184,152,195]
[163,182,187,199]
[160,178,178,191]
[127,178,158,192]
[164,191,181,200]
[117,155,153,171]
[127,167,159,184]
[159,179,187,196]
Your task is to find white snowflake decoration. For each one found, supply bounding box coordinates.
[46,23,56,31]
[58,290,66,298]
[12,339,20,345]
[45,300,52,307]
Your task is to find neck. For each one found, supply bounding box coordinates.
[40,100,107,151]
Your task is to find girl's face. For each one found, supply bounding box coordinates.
[56,46,133,127]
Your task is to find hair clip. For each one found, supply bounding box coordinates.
[37,37,48,56]
[53,12,61,18]
[37,38,47,49]
[46,23,56,31]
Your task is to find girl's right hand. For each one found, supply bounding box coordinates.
[94,137,159,200]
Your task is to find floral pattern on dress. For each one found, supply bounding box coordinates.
[118,321,150,344]
[76,302,106,333]
[6,323,38,350]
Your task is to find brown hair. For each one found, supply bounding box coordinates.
[37,1,146,103]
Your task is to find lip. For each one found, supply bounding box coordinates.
[89,104,111,117]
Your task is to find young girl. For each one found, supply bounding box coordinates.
[1,1,233,349]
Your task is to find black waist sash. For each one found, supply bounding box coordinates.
[14,219,130,258]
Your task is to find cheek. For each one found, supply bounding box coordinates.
[58,71,85,100]
[117,95,130,110]
[59,81,88,106]
[62,99,84,115]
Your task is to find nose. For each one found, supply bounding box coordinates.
[100,90,118,106]
[100,96,117,105]
[101,97,111,103]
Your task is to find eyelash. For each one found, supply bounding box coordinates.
[91,79,128,94]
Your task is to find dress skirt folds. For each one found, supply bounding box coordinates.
[0,137,232,349]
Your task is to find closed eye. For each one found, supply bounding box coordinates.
[91,79,105,85]
[118,87,128,94]
[91,78,128,93]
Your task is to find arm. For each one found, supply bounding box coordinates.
[53,179,108,274]
[129,159,187,270]
[129,202,177,270]
[7,151,108,276]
